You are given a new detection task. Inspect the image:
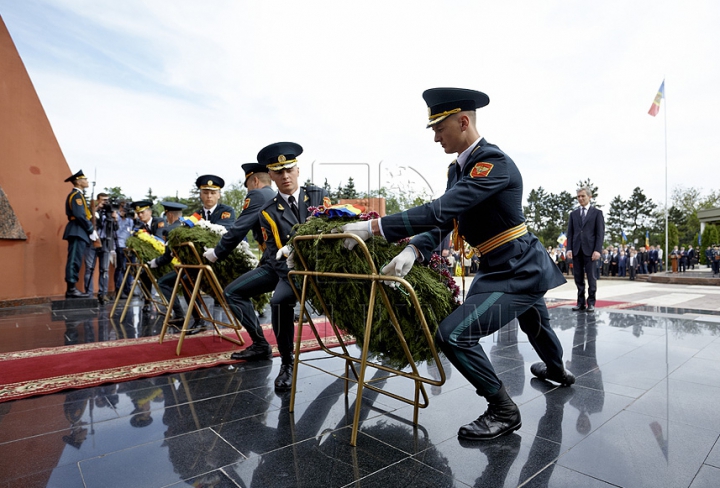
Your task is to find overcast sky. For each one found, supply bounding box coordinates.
[2,0,718,209]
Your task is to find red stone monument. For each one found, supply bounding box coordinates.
[0,15,76,303]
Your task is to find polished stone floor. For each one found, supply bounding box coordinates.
[2,286,720,487]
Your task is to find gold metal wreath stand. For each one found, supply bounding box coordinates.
[158,241,245,356]
[111,247,170,327]
[287,233,446,446]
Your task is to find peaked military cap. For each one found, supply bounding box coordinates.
[64,169,87,183]
[160,201,187,212]
[422,87,490,127]
[196,175,225,190]
[257,142,303,171]
[241,162,269,188]
[131,200,153,213]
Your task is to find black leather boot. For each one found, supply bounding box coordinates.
[458,385,522,440]
[65,283,88,299]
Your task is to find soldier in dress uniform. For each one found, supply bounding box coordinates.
[341,88,574,441]
[224,142,330,391]
[203,163,276,263]
[131,200,166,238]
[195,175,236,227]
[63,169,99,298]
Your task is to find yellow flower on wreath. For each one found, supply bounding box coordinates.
[135,230,180,265]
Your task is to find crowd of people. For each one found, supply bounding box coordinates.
[547,242,720,279]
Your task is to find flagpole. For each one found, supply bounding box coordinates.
[663,79,669,273]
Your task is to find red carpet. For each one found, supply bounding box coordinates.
[0,321,346,403]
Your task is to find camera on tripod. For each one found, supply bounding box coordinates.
[122,203,135,218]
[100,197,121,218]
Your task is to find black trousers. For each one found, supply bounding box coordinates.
[572,249,597,307]
[225,264,297,363]
[65,237,88,284]
[434,291,564,397]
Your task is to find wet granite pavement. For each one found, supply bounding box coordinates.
[1,279,720,487]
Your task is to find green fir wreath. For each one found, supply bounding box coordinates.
[166,221,271,314]
[292,213,459,369]
[126,234,175,279]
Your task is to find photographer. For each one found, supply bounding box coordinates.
[114,202,135,298]
[83,193,118,304]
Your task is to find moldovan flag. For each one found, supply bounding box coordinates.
[648,81,664,117]
[557,232,567,247]
[645,230,650,248]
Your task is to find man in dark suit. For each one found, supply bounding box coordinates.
[340,88,574,441]
[566,187,605,312]
[223,143,330,391]
[63,169,98,298]
[648,245,658,273]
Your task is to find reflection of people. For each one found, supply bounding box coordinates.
[567,312,604,434]
[518,379,574,486]
[62,390,92,449]
[224,143,329,391]
[122,380,164,428]
[566,187,605,313]
[63,169,97,298]
[341,88,574,441]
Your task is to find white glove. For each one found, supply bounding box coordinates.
[203,247,218,263]
[336,221,373,250]
[381,246,417,285]
[276,245,295,269]
[109,251,116,267]
[89,230,99,241]
[148,258,158,269]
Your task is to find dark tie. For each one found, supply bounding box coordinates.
[581,207,586,221]
[288,196,300,222]
[205,210,211,221]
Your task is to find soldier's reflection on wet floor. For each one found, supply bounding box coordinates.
[567,311,604,435]
[161,364,273,486]
[247,368,454,487]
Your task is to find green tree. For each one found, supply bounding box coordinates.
[523,187,574,247]
[343,177,359,199]
[103,186,130,201]
[606,195,628,244]
[700,225,719,265]
[222,180,247,216]
[523,187,548,236]
[624,187,658,243]
[668,222,679,249]
[145,187,157,202]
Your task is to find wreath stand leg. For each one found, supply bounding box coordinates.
[111,248,168,328]
[158,241,245,355]
[288,233,446,446]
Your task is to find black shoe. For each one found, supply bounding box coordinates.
[65,284,88,299]
[530,362,575,386]
[185,318,207,336]
[230,343,273,361]
[458,386,521,441]
[274,363,294,391]
[98,294,108,305]
[571,305,586,312]
[586,305,595,313]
